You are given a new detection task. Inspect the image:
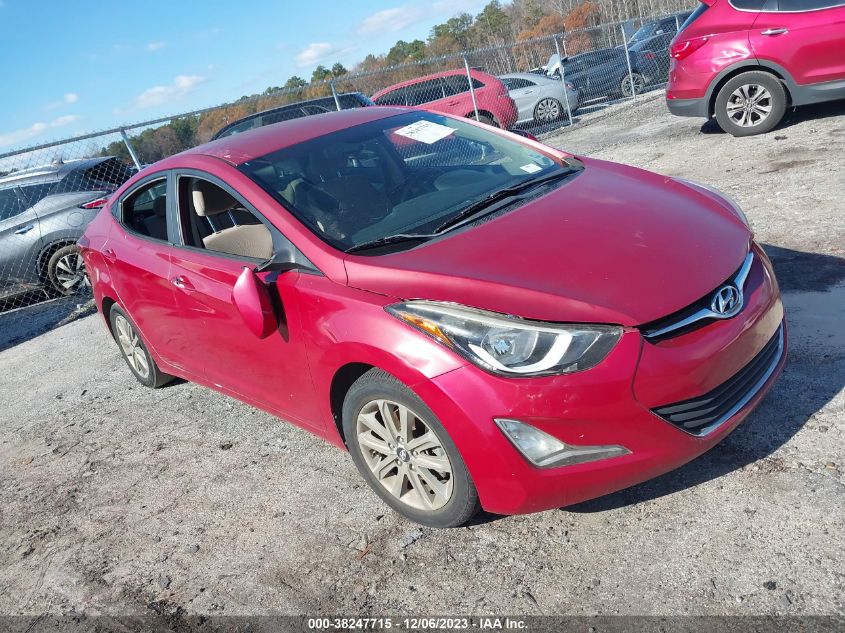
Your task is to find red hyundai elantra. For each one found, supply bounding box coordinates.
[79,108,786,527]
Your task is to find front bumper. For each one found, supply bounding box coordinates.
[417,245,785,515]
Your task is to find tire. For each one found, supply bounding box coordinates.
[714,71,786,137]
[533,97,563,123]
[108,304,173,388]
[620,72,645,98]
[342,368,480,528]
[472,113,498,128]
[46,244,90,296]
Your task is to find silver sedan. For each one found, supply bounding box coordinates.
[499,73,580,125]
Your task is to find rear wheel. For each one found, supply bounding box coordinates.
[472,113,498,127]
[46,245,89,296]
[620,72,645,98]
[533,97,563,123]
[714,71,786,137]
[109,304,173,388]
[343,369,480,528]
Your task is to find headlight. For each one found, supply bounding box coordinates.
[676,178,750,228]
[386,301,621,377]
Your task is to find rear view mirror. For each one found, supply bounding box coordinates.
[232,267,278,339]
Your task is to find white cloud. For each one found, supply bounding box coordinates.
[129,75,206,109]
[0,114,81,149]
[44,92,79,110]
[295,42,355,68]
[358,6,425,35]
[147,41,166,52]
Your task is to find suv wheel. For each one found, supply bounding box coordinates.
[472,113,498,128]
[714,71,786,137]
[342,369,480,528]
[46,245,90,296]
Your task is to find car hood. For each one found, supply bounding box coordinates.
[343,158,751,326]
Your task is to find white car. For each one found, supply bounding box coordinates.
[498,72,580,125]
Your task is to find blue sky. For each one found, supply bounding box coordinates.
[0,0,486,151]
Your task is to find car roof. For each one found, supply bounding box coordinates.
[184,106,408,165]
[211,92,371,140]
[372,68,495,98]
[0,156,114,188]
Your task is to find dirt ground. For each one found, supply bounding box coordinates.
[1,94,843,620]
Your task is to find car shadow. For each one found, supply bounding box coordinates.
[566,244,845,513]
[699,100,845,135]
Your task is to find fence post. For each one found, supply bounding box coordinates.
[554,36,573,125]
[120,129,142,170]
[621,24,637,101]
[463,55,481,122]
[330,80,342,111]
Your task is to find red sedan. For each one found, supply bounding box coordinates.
[79,108,786,527]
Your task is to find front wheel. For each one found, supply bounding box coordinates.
[46,245,90,296]
[343,369,480,528]
[714,71,786,137]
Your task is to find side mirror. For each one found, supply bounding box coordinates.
[232,267,278,339]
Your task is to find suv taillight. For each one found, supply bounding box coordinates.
[670,36,708,61]
[79,195,110,209]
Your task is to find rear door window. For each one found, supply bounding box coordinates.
[776,0,844,9]
[120,177,170,241]
[406,79,445,105]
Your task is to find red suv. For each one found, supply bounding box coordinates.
[372,69,518,130]
[666,0,845,136]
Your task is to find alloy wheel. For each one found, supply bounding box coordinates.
[726,84,772,127]
[54,251,89,293]
[114,314,150,379]
[535,98,561,122]
[356,399,453,511]
[622,73,644,97]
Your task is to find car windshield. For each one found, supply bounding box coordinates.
[628,22,659,43]
[238,111,577,252]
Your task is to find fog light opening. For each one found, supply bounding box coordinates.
[494,418,630,468]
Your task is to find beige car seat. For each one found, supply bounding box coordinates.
[191,180,273,260]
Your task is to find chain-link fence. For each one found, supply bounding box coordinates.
[0,10,691,346]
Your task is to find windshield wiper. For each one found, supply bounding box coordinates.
[434,168,577,234]
[345,232,438,254]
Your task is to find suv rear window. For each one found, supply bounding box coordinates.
[679,3,709,31]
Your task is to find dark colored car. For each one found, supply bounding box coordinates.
[545,49,652,100]
[80,107,785,528]
[211,92,374,140]
[627,11,693,82]
[0,157,133,296]
[666,0,845,136]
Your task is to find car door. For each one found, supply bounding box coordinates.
[504,78,539,121]
[105,172,186,369]
[166,169,321,428]
[0,187,42,287]
[750,0,845,85]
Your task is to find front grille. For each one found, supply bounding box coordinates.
[640,252,754,341]
[651,324,784,436]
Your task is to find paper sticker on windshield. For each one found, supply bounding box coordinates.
[520,163,542,174]
[393,121,455,144]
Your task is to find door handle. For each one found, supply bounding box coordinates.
[14,224,35,235]
[103,247,117,262]
[761,28,788,35]
[446,100,460,106]
[171,276,194,291]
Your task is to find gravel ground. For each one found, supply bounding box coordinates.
[1,95,843,621]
